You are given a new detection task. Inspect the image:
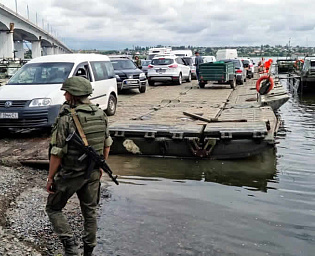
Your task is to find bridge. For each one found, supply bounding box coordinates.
[0,3,72,60]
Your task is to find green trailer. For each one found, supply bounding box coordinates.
[199,61,236,89]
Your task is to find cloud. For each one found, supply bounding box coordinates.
[1,0,315,49]
[290,25,315,32]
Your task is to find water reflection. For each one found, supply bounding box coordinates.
[108,147,278,192]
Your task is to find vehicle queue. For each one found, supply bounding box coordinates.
[0,48,256,131]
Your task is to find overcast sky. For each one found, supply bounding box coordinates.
[1,0,314,50]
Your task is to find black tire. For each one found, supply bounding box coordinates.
[199,82,206,88]
[175,73,182,85]
[105,94,117,116]
[230,78,236,89]
[0,128,9,138]
[186,72,192,82]
[148,80,155,86]
[239,79,244,85]
[139,85,146,93]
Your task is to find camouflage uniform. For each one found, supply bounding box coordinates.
[46,77,112,255]
[135,57,141,68]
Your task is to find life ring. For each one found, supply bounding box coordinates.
[294,59,304,68]
[256,75,274,95]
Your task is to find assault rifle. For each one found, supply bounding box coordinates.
[66,131,119,185]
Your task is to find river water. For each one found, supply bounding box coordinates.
[95,78,315,256]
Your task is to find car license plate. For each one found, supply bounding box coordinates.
[0,112,19,119]
[124,79,139,85]
[156,69,166,73]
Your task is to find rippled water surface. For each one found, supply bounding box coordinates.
[96,79,315,256]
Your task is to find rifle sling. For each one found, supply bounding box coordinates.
[70,108,89,147]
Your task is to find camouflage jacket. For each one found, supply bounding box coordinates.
[50,102,113,178]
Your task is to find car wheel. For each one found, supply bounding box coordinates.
[148,80,155,86]
[139,85,146,93]
[175,73,182,85]
[240,79,244,85]
[186,72,192,82]
[0,128,9,138]
[105,94,117,116]
[199,81,206,88]
[230,78,236,89]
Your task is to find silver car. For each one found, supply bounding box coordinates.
[141,60,151,77]
[183,57,197,79]
[223,59,246,85]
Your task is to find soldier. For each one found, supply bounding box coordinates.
[134,55,142,69]
[46,76,113,256]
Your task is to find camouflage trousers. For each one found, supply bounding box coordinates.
[46,170,101,248]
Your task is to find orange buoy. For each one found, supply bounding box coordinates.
[256,75,274,95]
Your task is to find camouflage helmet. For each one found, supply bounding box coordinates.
[61,76,92,96]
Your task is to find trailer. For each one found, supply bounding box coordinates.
[198,61,236,89]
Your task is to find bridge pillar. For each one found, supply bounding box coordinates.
[47,47,54,55]
[32,41,41,58]
[0,30,14,59]
[14,41,24,59]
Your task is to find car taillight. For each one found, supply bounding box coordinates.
[148,64,154,69]
[168,64,178,68]
[236,69,243,73]
[250,64,253,67]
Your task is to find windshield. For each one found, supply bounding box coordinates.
[231,60,241,68]
[183,58,193,65]
[151,58,174,65]
[8,62,74,85]
[111,59,137,70]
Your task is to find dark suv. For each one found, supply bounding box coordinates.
[110,57,147,93]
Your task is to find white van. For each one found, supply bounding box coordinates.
[0,54,118,129]
[148,47,172,60]
[216,49,238,61]
[202,56,216,63]
[171,50,193,57]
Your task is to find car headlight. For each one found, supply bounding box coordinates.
[29,98,52,107]
[115,75,120,79]
[139,73,146,78]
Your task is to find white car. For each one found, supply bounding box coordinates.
[147,55,191,86]
[0,54,118,129]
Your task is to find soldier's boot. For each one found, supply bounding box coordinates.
[61,237,79,256]
[83,242,94,256]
